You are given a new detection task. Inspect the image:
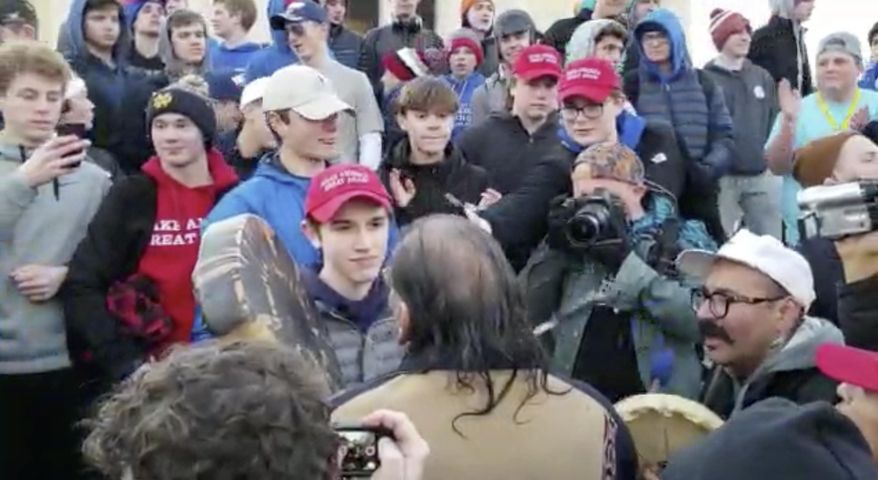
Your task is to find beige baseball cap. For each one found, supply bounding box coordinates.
[261,65,351,120]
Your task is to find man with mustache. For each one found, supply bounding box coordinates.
[677,229,843,419]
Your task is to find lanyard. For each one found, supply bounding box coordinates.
[816,88,861,131]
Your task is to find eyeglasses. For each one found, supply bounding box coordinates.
[561,103,604,120]
[691,287,787,320]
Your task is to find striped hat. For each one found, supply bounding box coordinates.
[709,9,751,51]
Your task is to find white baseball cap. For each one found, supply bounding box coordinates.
[261,65,351,120]
[676,230,816,310]
[239,77,270,109]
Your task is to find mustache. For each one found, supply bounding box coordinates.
[698,320,734,345]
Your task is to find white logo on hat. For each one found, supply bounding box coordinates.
[320,170,369,190]
[528,53,559,64]
[567,67,602,81]
[754,85,765,99]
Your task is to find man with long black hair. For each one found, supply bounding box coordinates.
[332,215,637,480]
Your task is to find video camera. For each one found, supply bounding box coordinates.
[798,181,878,240]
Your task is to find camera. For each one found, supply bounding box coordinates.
[798,181,878,240]
[333,424,393,478]
[565,189,624,248]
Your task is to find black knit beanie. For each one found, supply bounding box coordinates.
[146,88,217,146]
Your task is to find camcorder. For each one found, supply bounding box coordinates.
[798,181,878,240]
[564,189,627,250]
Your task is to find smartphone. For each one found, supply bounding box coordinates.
[56,123,87,167]
[333,424,393,478]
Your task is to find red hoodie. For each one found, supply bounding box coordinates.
[137,149,238,349]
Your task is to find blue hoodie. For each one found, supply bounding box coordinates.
[210,41,264,75]
[243,0,298,83]
[63,0,136,155]
[861,62,878,91]
[443,72,487,143]
[632,8,734,188]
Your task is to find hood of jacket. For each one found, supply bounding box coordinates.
[770,0,801,21]
[635,8,690,81]
[566,18,619,64]
[158,11,212,81]
[250,153,318,186]
[744,316,844,387]
[300,267,390,333]
[141,147,238,191]
[266,0,293,54]
[63,0,131,63]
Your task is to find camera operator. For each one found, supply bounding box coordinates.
[523,143,716,402]
[793,129,878,347]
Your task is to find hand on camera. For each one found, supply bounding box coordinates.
[835,231,878,283]
[365,410,430,480]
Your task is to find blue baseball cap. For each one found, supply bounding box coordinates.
[269,1,327,30]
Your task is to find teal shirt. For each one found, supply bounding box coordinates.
[766,88,878,245]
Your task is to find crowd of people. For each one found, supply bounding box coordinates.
[2,0,878,478]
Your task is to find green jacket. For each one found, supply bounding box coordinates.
[523,195,716,399]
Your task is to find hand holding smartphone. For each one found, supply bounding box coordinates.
[56,124,88,168]
[333,423,394,478]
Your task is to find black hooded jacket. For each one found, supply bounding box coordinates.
[378,138,488,225]
[749,16,814,96]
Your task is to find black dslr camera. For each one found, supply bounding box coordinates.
[798,181,878,240]
[564,189,627,249]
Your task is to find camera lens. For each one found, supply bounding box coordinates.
[565,202,611,247]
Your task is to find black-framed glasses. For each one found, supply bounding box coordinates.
[561,103,604,120]
[641,31,669,44]
[691,287,787,320]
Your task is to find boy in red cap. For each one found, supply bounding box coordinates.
[301,164,404,387]
[442,29,486,142]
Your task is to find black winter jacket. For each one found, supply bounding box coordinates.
[749,16,813,96]
[330,23,363,70]
[379,139,488,225]
[543,9,592,61]
[800,237,843,324]
[358,20,444,89]
[481,120,686,270]
[62,175,235,386]
[838,275,878,351]
[457,113,561,195]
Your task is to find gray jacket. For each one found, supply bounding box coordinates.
[470,66,509,127]
[703,59,779,175]
[316,300,405,388]
[0,143,111,374]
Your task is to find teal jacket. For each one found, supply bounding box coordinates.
[523,193,716,399]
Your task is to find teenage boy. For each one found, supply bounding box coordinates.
[358,0,444,91]
[0,41,111,480]
[566,18,628,67]
[0,0,38,44]
[209,0,262,76]
[301,164,404,387]
[231,76,275,179]
[270,0,383,167]
[64,86,238,391]
[379,76,489,225]
[861,22,878,91]
[443,29,486,142]
[470,9,536,126]
[205,65,352,267]
[323,0,362,69]
[62,0,138,162]
[704,9,782,239]
[125,0,166,73]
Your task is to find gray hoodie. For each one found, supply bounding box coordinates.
[158,9,212,82]
[731,316,844,413]
[703,59,779,175]
[0,142,111,374]
[566,19,619,64]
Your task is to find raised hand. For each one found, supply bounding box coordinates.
[777,79,802,122]
[18,135,89,188]
[389,169,416,208]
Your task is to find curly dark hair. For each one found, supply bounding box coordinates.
[82,341,337,480]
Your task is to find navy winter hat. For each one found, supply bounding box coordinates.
[206,72,244,103]
[146,87,217,145]
[123,0,164,32]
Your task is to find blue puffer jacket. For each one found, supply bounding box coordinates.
[443,72,487,143]
[244,0,299,82]
[632,8,734,189]
[861,63,878,91]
